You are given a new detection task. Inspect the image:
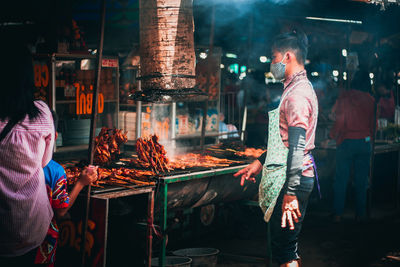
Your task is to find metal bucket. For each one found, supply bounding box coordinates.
[151,256,192,267]
[173,248,219,267]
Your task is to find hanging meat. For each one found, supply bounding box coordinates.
[136,135,170,173]
[94,127,128,165]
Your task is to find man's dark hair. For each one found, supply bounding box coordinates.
[350,70,371,93]
[0,37,40,122]
[271,30,309,65]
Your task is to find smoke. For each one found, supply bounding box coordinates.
[193,0,309,50]
[268,0,292,4]
[161,141,190,160]
[148,103,188,160]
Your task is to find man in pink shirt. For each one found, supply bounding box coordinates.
[235,30,318,267]
[0,41,55,266]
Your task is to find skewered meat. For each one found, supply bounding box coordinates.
[207,145,266,159]
[65,166,155,187]
[94,127,128,165]
[168,153,241,169]
[234,148,266,158]
[136,135,170,173]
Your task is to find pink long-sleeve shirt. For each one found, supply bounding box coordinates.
[0,101,54,256]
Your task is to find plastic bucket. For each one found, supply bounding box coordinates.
[172,248,219,267]
[151,256,192,267]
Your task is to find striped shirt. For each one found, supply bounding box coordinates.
[0,101,55,256]
[280,70,318,177]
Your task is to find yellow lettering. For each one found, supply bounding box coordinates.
[59,221,76,248]
[80,93,86,114]
[74,83,105,115]
[98,93,104,113]
[41,65,49,87]
[34,64,41,87]
[75,83,80,114]
[86,93,93,114]
[70,220,96,256]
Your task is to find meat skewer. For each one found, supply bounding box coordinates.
[135,135,169,173]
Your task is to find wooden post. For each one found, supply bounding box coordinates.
[81,0,106,265]
[200,4,215,152]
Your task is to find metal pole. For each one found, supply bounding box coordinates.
[240,14,253,142]
[51,56,57,152]
[82,0,106,265]
[240,106,247,141]
[146,190,155,267]
[159,183,168,267]
[136,79,142,139]
[200,4,215,152]
[397,149,400,209]
[171,102,176,149]
[367,99,378,218]
[51,56,56,112]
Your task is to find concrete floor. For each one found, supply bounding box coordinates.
[166,200,400,267]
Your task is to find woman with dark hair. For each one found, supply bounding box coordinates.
[0,41,55,265]
[328,69,375,223]
[235,30,318,267]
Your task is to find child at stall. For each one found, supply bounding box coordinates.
[35,111,98,266]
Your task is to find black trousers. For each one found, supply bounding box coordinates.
[269,176,314,265]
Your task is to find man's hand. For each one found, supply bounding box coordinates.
[233,160,262,186]
[281,194,301,230]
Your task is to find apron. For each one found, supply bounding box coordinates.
[259,80,318,222]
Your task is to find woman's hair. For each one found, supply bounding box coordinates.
[271,30,309,65]
[0,40,40,122]
[350,69,371,93]
[50,109,58,133]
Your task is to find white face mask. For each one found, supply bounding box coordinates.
[270,55,286,81]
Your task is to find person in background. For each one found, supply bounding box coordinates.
[35,111,98,266]
[235,30,318,267]
[327,70,375,223]
[0,41,54,266]
[219,113,240,139]
[376,79,395,122]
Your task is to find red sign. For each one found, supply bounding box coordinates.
[101,59,118,68]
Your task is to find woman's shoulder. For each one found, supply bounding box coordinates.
[34,100,52,118]
[20,101,53,129]
[34,100,50,111]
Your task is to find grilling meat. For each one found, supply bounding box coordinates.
[65,166,155,187]
[136,135,170,173]
[234,148,266,158]
[168,153,241,169]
